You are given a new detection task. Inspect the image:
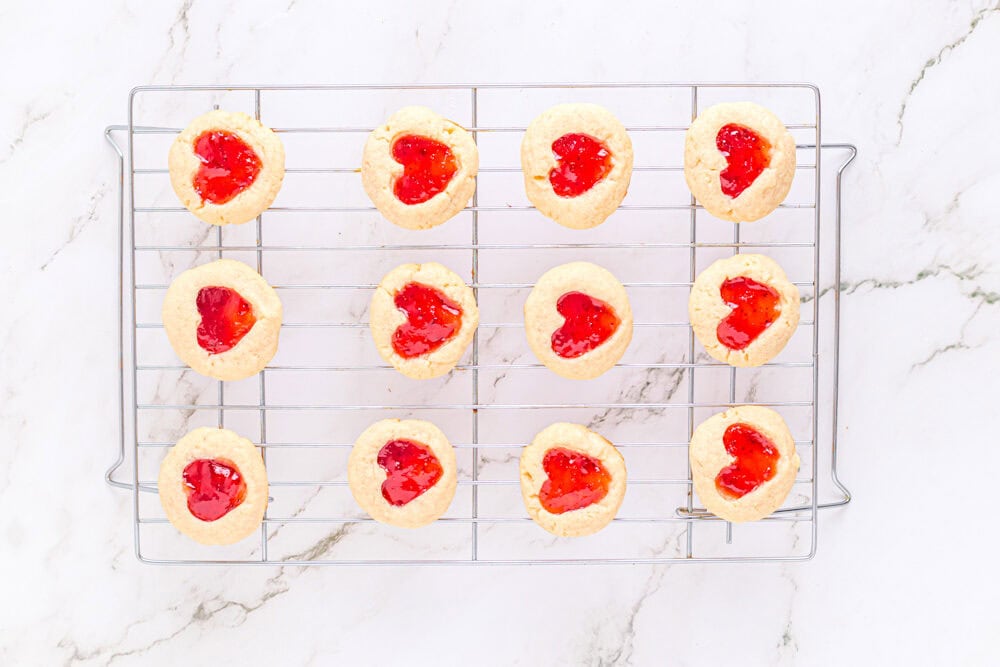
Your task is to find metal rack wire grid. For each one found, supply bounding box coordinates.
[105,83,854,565]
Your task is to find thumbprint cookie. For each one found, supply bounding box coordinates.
[520,422,627,537]
[369,262,479,379]
[521,103,633,229]
[348,419,458,528]
[689,406,800,523]
[689,254,799,367]
[162,259,282,381]
[684,102,796,222]
[361,106,479,230]
[158,427,268,545]
[524,261,633,379]
[168,110,285,225]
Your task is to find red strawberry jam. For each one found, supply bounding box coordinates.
[391,135,458,205]
[196,286,257,355]
[716,276,781,351]
[539,447,611,514]
[192,130,262,205]
[551,291,620,359]
[377,439,444,506]
[391,282,463,359]
[715,423,779,499]
[182,458,248,521]
[549,133,613,197]
[716,123,771,198]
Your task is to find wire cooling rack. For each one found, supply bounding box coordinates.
[105,83,855,565]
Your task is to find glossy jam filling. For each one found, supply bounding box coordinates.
[539,447,611,514]
[196,286,257,355]
[377,439,444,506]
[548,133,613,197]
[391,282,463,359]
[391,135,458,205]
[716,276,781,351]
[716,123,772,198]
[192,130,263,205]
[715,423,779,499]
[182,458,248,522]
[550,291,620,359]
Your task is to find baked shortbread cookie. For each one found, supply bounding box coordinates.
[684,102,796,222]
[520,423,627,537]
[158,427,268,545]
[689,254,799,367]
[689,406,800,523]
[369,262,479,379]
[348,419,458,528]
[168,110,285,225]
[361,106,479,230]
[521,103,633,229]
[524,262,633,379]
[162,259,283,381]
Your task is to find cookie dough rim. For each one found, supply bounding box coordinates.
[688,254,800,368]
[369,262,480,379]
[689,406,800,523]
[162,259,283,381]
[524,261,634,380]
[521,103,634,230]
[683,101,797,223]
[168,110,286,226]
[347,419,458,528]
[519,422,627,537]
[361,106,480,230]
[157,427,269,545]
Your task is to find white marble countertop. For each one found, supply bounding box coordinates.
[3,1,999,664]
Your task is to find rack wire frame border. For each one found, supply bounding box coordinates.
[105,82,855,565]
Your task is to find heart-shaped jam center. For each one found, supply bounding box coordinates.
[716,123,772,198]
[182,458,248,521]
[391,282,463,359]
[548,133,613,197]
[192,130,263,205]
[377,439,443,506]
[551,291,620,359]
[716,276,780,351]
[715,423,779,499]
[391,135,458,205]
[196,286,257,355]
[539,447,611,514]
